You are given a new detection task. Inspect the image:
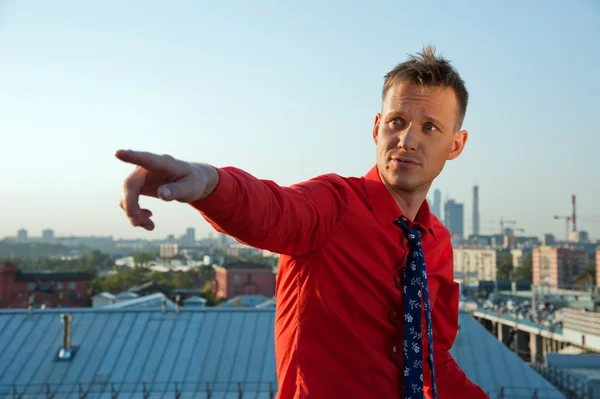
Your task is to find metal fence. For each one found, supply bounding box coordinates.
[1,381,591,399]
[532,364,593,399]
[486,386,582,399]
[0,381,278,399]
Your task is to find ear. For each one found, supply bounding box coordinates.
[372,113,382,145]
[447,130,468,160]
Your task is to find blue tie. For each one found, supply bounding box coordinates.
[394,217,437,399]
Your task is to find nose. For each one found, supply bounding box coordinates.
[398,123,418,152]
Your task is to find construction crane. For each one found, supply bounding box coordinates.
[504,227,525,248]
[499,218,517,235]
[553,215,570,242]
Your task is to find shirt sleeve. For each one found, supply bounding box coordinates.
[190,166,350,257]
[426,278,489,398]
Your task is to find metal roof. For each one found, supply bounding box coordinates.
[221,295,271,308]
[104,292,177,310]
[219,262,273,270]
[15,271,89,282]
[451,311,565,398]
[0,307,563,398]
[182,296,207,306]
[0,308,277,398]
[92,292,116,300]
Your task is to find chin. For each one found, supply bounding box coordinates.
[384,171,428,193]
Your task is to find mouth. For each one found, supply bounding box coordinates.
[391,157,421,166]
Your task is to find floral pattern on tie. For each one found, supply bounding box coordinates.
[394,217,438,399]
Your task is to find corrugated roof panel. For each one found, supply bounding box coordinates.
[93,312,137,385]
[230,312,259,383]
[201,312,233,383]
[259,312,277,389]
[244,312,272,387]
[0,313,14,336]
[450,312,565,398]
[62,313,110,390]
[164,312,203,386]
[122,318,161,395]
[181,311,218,390]
[14,312,62,386]
[72,313,124,396]
[217,311,246,382]
[123,317,163,396]
[145,317,178,390]
[107,312,151,389]
[0,314,25,355]
[0,308,565,398]
[151,312,192,394]
[44,313,93,392]
[25,314,83,396]
[1,312,54,385]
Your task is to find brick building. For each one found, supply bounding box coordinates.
[213,262,275,299]
[0,262,89,308]
[532,246,587,288]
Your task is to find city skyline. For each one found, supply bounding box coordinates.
[1,2,599,241]
[4,183,600,243]
[6,186,598,243]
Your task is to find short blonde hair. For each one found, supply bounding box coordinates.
[382,45,469,130]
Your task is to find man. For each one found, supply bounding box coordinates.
[117,45,488,398]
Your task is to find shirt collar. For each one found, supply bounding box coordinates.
[363,165,440,242]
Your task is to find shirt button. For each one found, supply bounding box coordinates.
[401,216,407,221]
[393,345,397,353]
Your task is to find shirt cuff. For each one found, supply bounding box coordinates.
[190,167,238,213]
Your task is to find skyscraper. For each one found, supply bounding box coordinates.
[432,189,442,221]
[183,227,196,245]
[42,229,55,242]
[16,229,27,242]
[444,199,464,240]
[472,185,480,236]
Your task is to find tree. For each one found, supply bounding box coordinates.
[133,252,155,267]
[496,251,514,281]
[173,271,195,289]
[513,254,532,281]
[85,250,114,269]
[574,260,596,286]
[200,281,218,306]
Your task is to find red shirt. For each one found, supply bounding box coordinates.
[193,165,488,399]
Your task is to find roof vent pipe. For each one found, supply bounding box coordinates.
[58,314,72,360]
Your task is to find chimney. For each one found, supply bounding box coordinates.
[162,298,167,313]
[472,185,480,236]
[58,314,73,360]
[572,194,577,232]
[28,294,35,314]
[175,295,181,313]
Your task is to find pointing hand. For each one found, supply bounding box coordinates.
[115,149,219,230]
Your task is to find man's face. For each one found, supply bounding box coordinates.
[373,82,468,194]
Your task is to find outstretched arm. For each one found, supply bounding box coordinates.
[191,166,349,256]
[116,150,349,257]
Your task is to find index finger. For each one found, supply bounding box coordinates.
[115,149,176,172]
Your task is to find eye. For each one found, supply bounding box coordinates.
[423,122,438,132]
[390,118,405,127]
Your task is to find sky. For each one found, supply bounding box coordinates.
[1,0,599,241]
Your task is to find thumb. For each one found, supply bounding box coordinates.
[158,178,202,203]
[157,185,175,201]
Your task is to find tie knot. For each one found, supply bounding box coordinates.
[407,231,420,242]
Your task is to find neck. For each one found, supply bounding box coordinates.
[381,179,430,222]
